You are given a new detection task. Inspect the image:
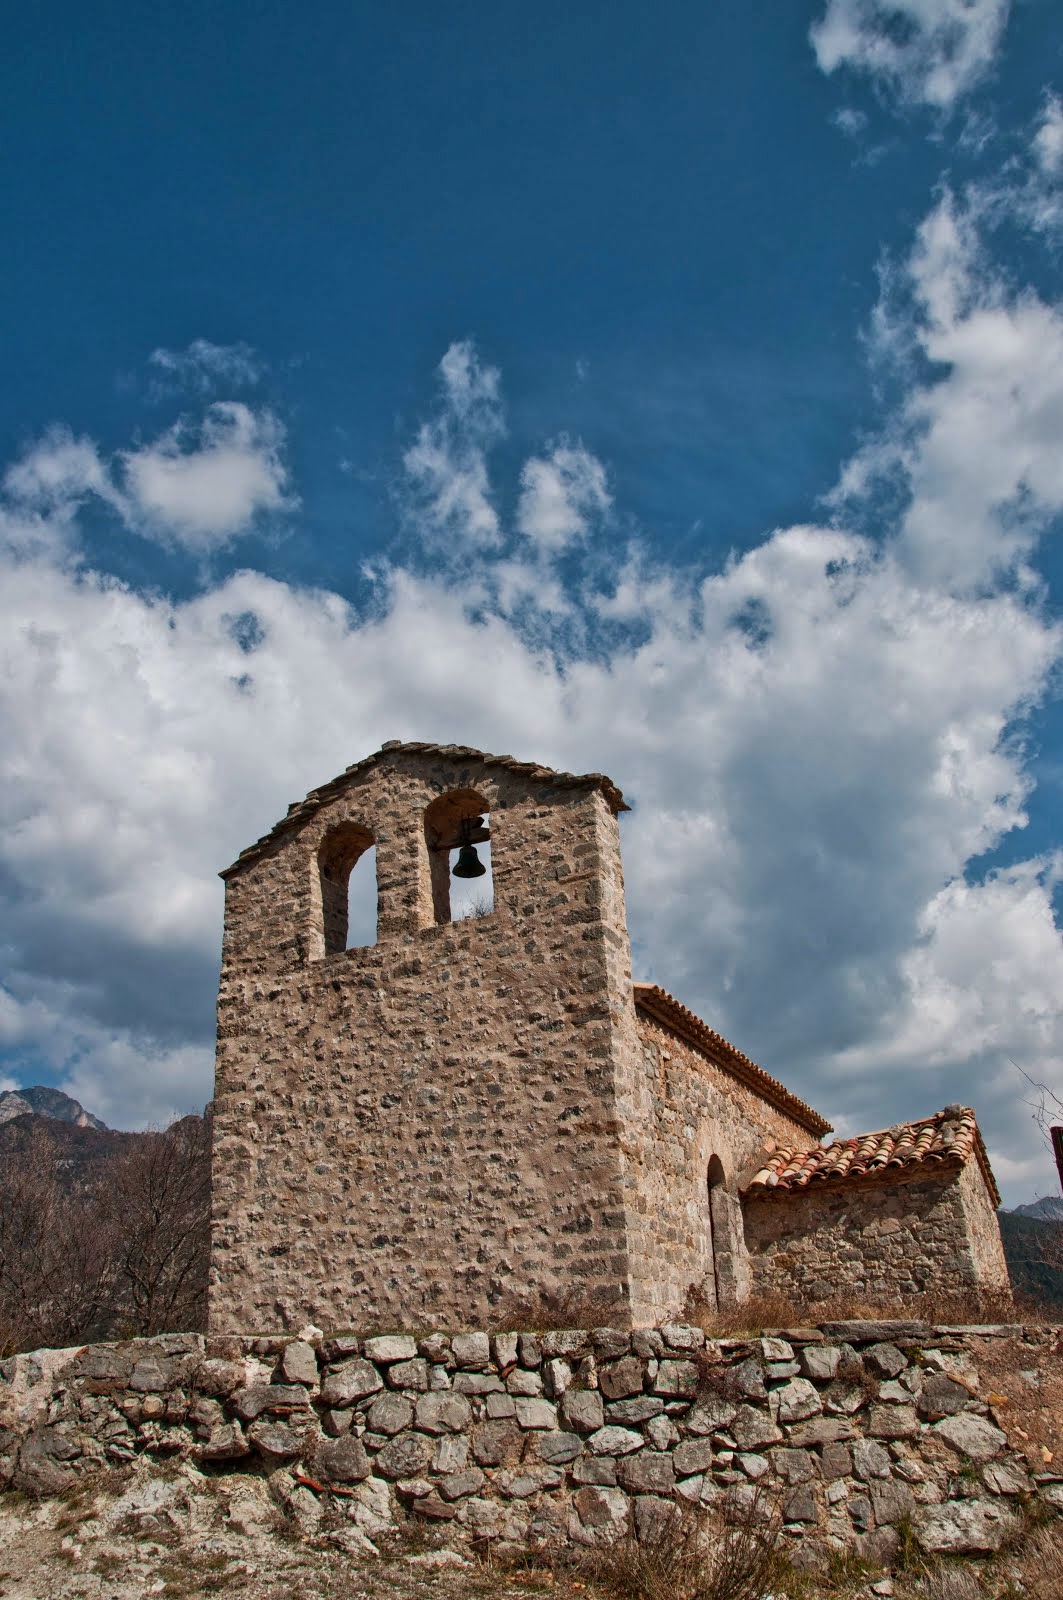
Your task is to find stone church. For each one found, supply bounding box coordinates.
[208,741,1009,1334]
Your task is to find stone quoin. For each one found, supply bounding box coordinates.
[208,741,1009,1335]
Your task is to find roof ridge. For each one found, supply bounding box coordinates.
[222,740,628,878]
[742,1103,1001,1207]
[632,981,832,1138]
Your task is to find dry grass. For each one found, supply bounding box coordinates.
[488,1283,631,1333]
[683,1285,1031,1339]
[959,1329,1063,1470]
[579,1495,786,1600]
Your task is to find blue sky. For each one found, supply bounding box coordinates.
[3,0,1063,1203]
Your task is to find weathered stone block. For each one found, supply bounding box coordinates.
[374,1432,433,1480]
[730,1405,783,1451]
[387,1358,429,1392]
[798,1344,841,1383]
[278,1340,319,1386]
[770,1447,816,1484]
[415,1392,472,1434]
[672,1437,713,1476]
[914,1499,1018,1554]
[561,1389,605,1433]
[367,1393,413,1436]
[864,1343,907,1379]
[868,1405,920,1440]
[451,1333,491,1368]
[870,1480,915,1526]
[438,1468,486,1501]
[932,1413,1007,1462]
[620,1453,675,1494]
[316,1435,371,1482]
[653,1360,699,1398]
[574,1485,629,1530]
[318,1362,382,1408]
[598,1356,644,1400]
[771,1378,823,1424]
[536,1431,583,1465]
[588,1425,643,1456]
[248,1420,302,1458]
[233,1384,313,1421]
[470,1421,522,1466]
[514,1398,557,1430]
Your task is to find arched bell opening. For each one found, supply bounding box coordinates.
[318,821,377,953]
[423,789,493,925]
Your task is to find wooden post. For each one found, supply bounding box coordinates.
[1052,1126,1063,1195]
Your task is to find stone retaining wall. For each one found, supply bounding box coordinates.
[2,1322,1060,1565]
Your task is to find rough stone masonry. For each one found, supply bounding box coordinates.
[208,741,1009,1336]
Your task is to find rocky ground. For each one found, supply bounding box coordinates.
[0,1461,599,1600]
[2,1457,1063,1600]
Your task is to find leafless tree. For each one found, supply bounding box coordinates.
[0,1113,211,1354]
[0,1122,115,1354]
[101,1115,211,1337]
[1009,1058,1063,1195]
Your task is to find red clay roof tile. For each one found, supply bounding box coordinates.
[741,1105,1000,1206]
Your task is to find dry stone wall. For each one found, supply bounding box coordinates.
[3,1322,1059,1565]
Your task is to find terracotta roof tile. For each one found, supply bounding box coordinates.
[633,982,832,1138]
[222,740,628,877]
[741,1105,1000,1206]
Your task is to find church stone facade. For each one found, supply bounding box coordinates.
[208,741,1008,1335]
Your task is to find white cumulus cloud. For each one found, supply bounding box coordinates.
[811,0,1011,110]
[401,339,505,549]
[517,442,611,553]
[119,402,292,550]
[149,339,264,393]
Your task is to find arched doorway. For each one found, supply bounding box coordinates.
[706,1155,748,1310]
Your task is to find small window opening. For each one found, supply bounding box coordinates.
[424,790,494,925]
[450,837,493,921]
[319,822,376,953]
[346,845,377,948]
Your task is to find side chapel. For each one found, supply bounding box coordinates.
[208,742,1009,1333]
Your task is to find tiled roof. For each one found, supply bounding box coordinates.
[741,1105,1000,1206]
[221,741,628,877]
[632,983,832,1138]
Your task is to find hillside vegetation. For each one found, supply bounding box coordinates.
[0,1112,209,1355]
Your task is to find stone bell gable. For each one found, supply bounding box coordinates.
[208,741,654,1334]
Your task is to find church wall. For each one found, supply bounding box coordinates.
[956,1158,1011,1291]
[741,1168,994,1302]
[624,1014,817,1320]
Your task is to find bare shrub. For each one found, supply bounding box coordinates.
[0,1112,210,1353]
[100,1114,211,1337]
[0,1121,115,1354]
[583,1494,785,1600]
[683,1285,1020,1340]
[489,1280,630,1332]
[1002,1514,1063,1600]
[454,892,494,921]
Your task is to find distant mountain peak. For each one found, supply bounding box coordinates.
[1012,1195,1063,1223]
[0,1085,107,1132]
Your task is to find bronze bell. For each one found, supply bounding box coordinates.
[452,842,487,879]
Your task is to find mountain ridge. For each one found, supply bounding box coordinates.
[0,1084,107,1131]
